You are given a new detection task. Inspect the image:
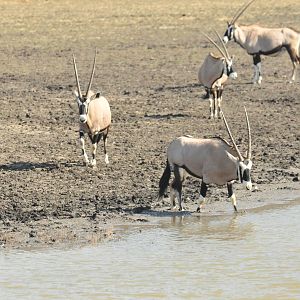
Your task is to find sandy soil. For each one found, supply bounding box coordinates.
[0,0,299,249]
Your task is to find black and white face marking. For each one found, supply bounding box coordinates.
[223,24,234,43]
[74,91,90,123]
[78,100,89,123]
[226,59,237,79]
[238,159,253,190]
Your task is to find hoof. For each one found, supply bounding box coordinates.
[196,207,201,213]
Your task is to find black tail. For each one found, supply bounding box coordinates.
[158,159,171,199]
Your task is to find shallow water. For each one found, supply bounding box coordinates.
[1,202,300,300]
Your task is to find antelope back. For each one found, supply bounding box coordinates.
[198,53,225,88]
[87,96,111,134]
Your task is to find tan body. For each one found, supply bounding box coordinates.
[235,25,300,57]
[198,32,237,119]
[167,136,238,185]
[198,53,228,89]
[79,94,111,135]
[223,0,300,83]
[158,109,252,212]
[72,52,112,167]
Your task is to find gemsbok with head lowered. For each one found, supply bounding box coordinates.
[158,108,252,212]
[72,51,111,167]
[223,0,300,84]
[198,31,237,119]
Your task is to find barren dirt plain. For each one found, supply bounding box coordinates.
[0,0,299,248]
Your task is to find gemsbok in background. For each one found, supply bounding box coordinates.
[72,51,111,167]
[158,108,252,212]
[198,31,237,119]
[223,0,300,84]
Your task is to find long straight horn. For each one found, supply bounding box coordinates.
[86,49,97,97]
[72,54,82,99]
[244,107,251,160]
[220,111,244,161]
[214,30,230,60]
[231,0,256,24]
[203,33,226,59]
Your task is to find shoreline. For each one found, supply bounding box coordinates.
[1,182,299,251]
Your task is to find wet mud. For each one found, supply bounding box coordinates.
[0,0,299,248]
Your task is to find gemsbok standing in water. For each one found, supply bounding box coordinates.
[158,108,252,212]
[198,31,237,119]
[72,51,111,167]
[223,0,300,84]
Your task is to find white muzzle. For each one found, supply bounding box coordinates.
[230,72,238,80]
[79,115,87,123]
[223,36,229,44]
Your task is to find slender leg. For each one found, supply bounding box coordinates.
[91,133,101,167]
[291,62,297,82]
[197,181,207,212]
[103,128,109,164]
[227,182,237,212]
[252,54,262,84]
[257,62,262,84]
[169,187,176,210]
[286,45,298,82]
[209,96,214,119]
[171,165,184,211]
[217,87,223,119]
[80,131,89,165]
[214,96,218,118]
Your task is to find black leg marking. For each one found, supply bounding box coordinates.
[197,181,207,212]
[172,165,183,210]
[227,182,233,198]
[253,54,261,65]
[103,128,109,155]
[227,182,237,212]
[200,181,207,198]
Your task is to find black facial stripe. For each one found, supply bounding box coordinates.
[224,27,233,40]
[226,65,234,76]
[79,103,88,115]
[243,169,250,182]
[239,166,243,182]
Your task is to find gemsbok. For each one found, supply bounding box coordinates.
[223,0,300,84]
[72,51,111,167]
[158,108,252,212]
[198,31,237,119]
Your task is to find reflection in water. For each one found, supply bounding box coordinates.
[169,214,253,241]
[1,203,300,299]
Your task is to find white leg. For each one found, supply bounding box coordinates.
[103,134,109,164]
[214,97,218,118]
[290,62,297,83]
[80,133,89,165]
[170,187,177,210]
[257,62,262,84]
[209,97,213,119]
[217,96,222,118]
[252,64,259,84]
[90,143,97,167]
[197,195,206,212]
[229,193,237,212]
